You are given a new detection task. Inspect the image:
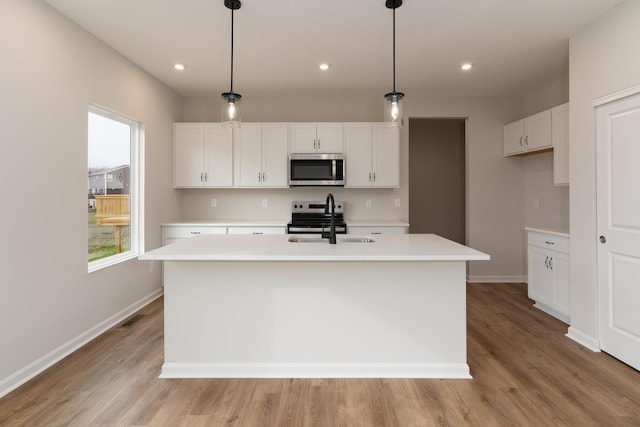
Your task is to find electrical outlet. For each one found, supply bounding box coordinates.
[394,198,401,208]
[211,198,217,208]
[366,199,372,208]
[262,199,269,208]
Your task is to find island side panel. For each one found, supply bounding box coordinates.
[162,260,468,378]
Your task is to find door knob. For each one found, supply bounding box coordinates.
[599,235,606,243]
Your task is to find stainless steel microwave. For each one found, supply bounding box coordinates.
[289,153,345,186]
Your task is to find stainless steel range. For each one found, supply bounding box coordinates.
[287,200,347,235]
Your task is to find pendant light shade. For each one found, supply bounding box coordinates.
[221,0,242,127]
[384,0,404,127]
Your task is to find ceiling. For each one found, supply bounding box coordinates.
[43,0,623,98]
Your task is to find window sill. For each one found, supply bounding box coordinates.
[88,251,139,273]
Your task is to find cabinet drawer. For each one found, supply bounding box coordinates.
[348,226,407,235]
[162,226,227,239]
[227,227,285,234]
[527,231,568,254]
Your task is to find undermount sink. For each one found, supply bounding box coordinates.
[288,236,375,243]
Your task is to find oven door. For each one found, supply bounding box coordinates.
[289,153,345,186]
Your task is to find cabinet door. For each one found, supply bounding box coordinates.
[262,123,289,187]
[525,110,552,151]
[551,252,570,319]
[503,120,524,156]
[528,246,553,304]
[552,103,569,186]
[204,124,233,187]
[316,123,343,153]
[344,123,373,187]
[174,123,205,187]
[289,123,318,153]
[372,124,399,187]
[234,123,263,187]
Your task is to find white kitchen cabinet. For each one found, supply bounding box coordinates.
[290,123,343,153]
[503,109,552,156]
[552,103,569,186]
[227,226,285,234]
[347,225,407,235]
[527,229,570,323]
[162,225,227,246]
[344,123,399,188]
[234,123,288,188]
[173,123,233,187]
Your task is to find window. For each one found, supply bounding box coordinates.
[87,106,140,271]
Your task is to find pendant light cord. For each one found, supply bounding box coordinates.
[392,5,396,93]
[230,7,234,93]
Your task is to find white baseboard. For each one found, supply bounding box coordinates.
[160,362,472,379]
[0,289,163,399]
[566,327,601,352]
[467,275,527,283]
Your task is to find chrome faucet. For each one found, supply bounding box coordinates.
[324,193,337,244]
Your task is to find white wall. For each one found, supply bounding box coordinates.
[0,0,182,395]
[182,94,524,281]
[522,74,570,232]
[568,0,640,347]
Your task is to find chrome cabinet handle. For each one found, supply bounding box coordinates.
[373,172,376,182]
[200,172,204,182]
[545,256,549,268]
[258,172,261,182]
[190,231,201,235]
[525,135,529,145]
[519,137,523,147]
[204,172,208,182]
[262,172,266,182]
[544,241,555,245]
[549,257,553,270]
[369,172,372,182]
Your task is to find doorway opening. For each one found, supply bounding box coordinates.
[409,118,466,244]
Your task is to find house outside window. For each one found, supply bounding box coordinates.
[87,106,140,271]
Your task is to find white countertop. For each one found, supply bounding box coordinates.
[346,220,410,227]
[162,220,289,227]
[140,233,490,262]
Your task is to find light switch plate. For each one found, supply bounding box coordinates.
[262,199,269,208]
[211,198,217,208]
[366,199,372,208]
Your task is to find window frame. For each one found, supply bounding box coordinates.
[87,104,142,273]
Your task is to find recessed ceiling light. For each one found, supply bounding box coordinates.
[174,63,186,71]
[319,63,330,71]
[461,63,473,71]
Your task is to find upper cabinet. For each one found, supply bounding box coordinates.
[290,123,343,153]
[234,123,288,188]
[344,123,399,188]
[174,123,233,188]
[551,103,569,186]
[503,102,570,185]
[503,110,552,156]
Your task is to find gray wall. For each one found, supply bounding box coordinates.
[0,0,182,395]
[408,119,465,244]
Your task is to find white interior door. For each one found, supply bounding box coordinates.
[596,90,640,371]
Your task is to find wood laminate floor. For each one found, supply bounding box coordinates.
[1,283,639,426]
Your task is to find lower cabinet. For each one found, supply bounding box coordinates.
[527,229,570,323]
[347,225,407,235]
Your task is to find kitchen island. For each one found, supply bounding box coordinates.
[139,233,489,379]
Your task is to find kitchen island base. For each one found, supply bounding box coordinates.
[161,260,470,379]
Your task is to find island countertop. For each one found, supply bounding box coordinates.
[139,233,490,262]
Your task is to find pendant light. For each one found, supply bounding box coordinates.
[221,0,242,127]
[384,0,404,127]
